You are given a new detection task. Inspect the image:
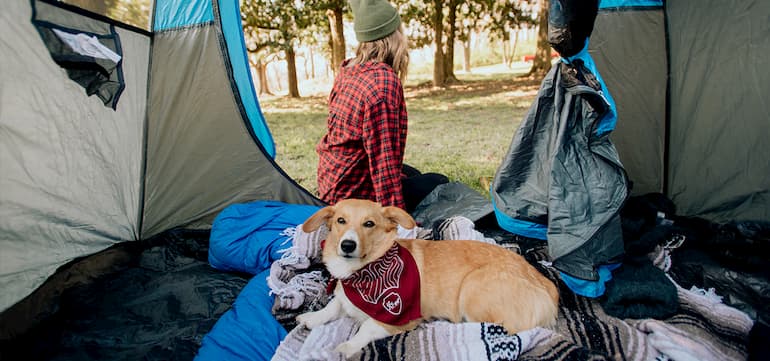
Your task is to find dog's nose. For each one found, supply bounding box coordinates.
[340,240,356,253]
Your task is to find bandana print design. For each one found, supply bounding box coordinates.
[340,243,421,325]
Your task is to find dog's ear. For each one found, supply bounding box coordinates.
[383,206,416,229]
[302,206,335,232]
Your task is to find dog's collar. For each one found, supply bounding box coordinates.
[328,243,421,325]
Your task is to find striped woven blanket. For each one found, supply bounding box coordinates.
[272,246,753,361]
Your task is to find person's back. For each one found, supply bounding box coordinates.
[317,59,407,209]
[315,0,410,209]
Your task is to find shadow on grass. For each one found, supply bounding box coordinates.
[263,71,542,197]
[405,74,541,101]
[261,72,541,112]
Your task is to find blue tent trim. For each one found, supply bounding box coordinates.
[599,0,662,9]
[153,0,214,31]
[153,0,276,158]
[218,0,276,158]
[491,196,547,240]
[560,263,621,298]
[562,40,618,136]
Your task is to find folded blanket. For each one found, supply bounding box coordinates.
[629,278,754,361]
[521,247,752,361]
[273,244,753,361]
[273,317,554,361]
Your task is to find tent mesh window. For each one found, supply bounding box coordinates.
[31,1,125,110]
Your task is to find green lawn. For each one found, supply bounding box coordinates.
[262,66,540,198]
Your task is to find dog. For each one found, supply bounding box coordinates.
[296,199,559,358]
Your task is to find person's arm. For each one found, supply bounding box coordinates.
[362,85,407,209]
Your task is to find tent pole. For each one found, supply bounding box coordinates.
[662,0,672,197]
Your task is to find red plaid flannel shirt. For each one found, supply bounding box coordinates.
[316,60,408,209]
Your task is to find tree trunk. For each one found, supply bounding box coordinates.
[286,46,300,98]
[256,58,273,95]
[463,38,471,73]
[309,46,316,79]
[502,37,510,67]
[432,0,446,87]
[510,29,519,65]
[327,7,346,76]
[327,21,335,71]
[443,0,459,82]
[529,0,552,77]
[273,62,282,91]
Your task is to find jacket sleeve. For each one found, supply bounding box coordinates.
[362,85,407,209]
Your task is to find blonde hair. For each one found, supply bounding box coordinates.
[349,27,409,81]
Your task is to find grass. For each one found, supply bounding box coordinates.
[262,64,540,198]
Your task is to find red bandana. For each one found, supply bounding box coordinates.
[330,243,421,325]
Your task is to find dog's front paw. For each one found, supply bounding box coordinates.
[335,341,362,359]
[296,311,327,330]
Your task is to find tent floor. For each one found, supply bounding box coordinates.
[0,215,767,360]
[0,229,249,361]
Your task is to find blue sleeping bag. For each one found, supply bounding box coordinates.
[195,201,322,361]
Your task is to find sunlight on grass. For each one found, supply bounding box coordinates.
[262,67,540,198]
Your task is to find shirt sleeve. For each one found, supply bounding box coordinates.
[362,86,407,209]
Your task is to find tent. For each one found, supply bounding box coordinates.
[591,0,769,222]
[0,0,322,317]
[0,0,768,359]
[491,0,769,296]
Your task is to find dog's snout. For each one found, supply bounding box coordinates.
[340,240,356,253]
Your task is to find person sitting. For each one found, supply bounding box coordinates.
[315,0,447,213]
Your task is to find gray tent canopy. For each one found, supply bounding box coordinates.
[491,0,769,260]
[591,0,769,223]
[0,0,321,314]
[0,0,768,337]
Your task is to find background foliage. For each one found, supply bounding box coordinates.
[264,65,540,197]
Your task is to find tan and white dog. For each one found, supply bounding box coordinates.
[296,199,559,358]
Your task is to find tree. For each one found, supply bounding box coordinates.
[66,0,151,29]
[443,0,460,82]
[400,0,531,86]
[249,51,275,96]
[325,1,348,75]
[528,0,552,77]
[303,0,348,77]
[457,1,486,73]
[66,0,113,17]
[398,0,457,87]
[242,0,314,98]
[242,21,278,95]
[482,0,535,68]
[431,0,446,86]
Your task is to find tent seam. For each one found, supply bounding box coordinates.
[211,0,324,205]
[137,0,160,241]
[662,0,672,196]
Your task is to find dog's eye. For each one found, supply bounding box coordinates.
[336,217,346,225]
[363,220,375,228]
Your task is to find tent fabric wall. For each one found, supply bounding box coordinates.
[0,0,320,313]
[0,0,150,312]
[2,0,767,326]
[591,7,667,196]
[152,0,276,158]
[593,0,769,222]
[217,0,276,158]
[142,22,320,238]
[666,0,770,222]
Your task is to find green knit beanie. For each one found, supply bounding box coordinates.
[349,0,401,42]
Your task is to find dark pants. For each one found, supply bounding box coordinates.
[401,164,449,213]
